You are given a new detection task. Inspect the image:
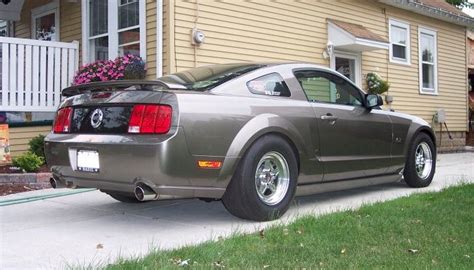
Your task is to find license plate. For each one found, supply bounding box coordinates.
[77,150,100,172]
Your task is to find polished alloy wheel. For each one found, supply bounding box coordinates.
[415,142,433,179]
[255,151,290,205]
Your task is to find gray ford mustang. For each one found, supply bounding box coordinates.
[45,63,436,221]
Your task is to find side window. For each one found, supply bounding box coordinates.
[247,73,291,97]
[294,70,363,106]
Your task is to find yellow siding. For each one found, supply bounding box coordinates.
[9,126,51,157]
[386,7,468,132]
[13,0,82,59]
[14,0,51,39]
[171,0,467,132]
[60,1,82,63]
[146,0,169,78]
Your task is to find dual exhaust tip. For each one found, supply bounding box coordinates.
[134,184,159,201]
[50,177,158,202]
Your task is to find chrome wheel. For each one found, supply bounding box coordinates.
[415,142,433,179]
[255,151,290,206]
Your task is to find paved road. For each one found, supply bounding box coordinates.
[1,152,473,269]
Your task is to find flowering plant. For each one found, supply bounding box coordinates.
[72,54,146,85]
[366,72,390,95]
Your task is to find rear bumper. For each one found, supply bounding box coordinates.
[44,128,226,198]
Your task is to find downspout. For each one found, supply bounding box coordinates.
[156,0,163,77]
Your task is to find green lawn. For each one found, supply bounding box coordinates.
[105,184,474,269]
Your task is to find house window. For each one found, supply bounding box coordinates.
[389,19,410,64]
[85,0,145,63]
[89,0,109,61]
[0,20,11,37]
[419,27,437,94]
[31,2,60,41]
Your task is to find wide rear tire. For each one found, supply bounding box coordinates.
[222,135,298,221]
[403,133,436,188]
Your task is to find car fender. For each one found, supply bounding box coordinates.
[217,113,307,183]
[404,123,437,157]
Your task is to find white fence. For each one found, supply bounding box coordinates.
[0,37,79,112]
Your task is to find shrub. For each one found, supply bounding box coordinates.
[366,72,390,95]
[72,54,146,85]
[28,135,45,159]
[12,152,45,172]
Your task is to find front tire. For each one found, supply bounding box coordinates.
[403,133,436,188]
[222,135,298,221]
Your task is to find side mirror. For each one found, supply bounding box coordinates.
[365,94,383,109]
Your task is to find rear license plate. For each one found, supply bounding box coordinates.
[77,150,100,172]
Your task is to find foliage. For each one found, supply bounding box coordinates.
[72,54,146,85]
[104,184,474,269]
[446,0,472,8]
[12,152,45,172]
[28,135,45,159]
[366,72,390,95]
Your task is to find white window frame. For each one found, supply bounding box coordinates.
[31,0,60,41]
[418,26,438,95]
[389,18,410,65]
[81,0,146,64]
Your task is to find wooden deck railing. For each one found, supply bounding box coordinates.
[0,37,79,112]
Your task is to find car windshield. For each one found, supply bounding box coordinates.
[158,64,265,90]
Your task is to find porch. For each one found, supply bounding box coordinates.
[1,36,79,112]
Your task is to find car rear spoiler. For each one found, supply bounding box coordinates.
[61,80,170,97]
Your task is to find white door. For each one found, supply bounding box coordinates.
[330,51,362,87]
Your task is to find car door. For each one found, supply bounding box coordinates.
[294,69,393,181]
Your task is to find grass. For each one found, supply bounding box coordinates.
[105,184,474,269]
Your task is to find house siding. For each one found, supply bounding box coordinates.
[9,126,51,156]
[171,0,467,135]
[386,7,468,133]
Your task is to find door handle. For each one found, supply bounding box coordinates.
[320,114,338,121]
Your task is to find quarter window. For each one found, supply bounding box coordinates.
[419,27,437,94]
[295,70,363,106]
[247,73,291,97]
[389,19,410,64]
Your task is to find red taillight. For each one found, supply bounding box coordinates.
[128,105,172,134]
[53,107,73,133]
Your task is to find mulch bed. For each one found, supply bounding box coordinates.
[0,164,51,196]
[0,183,46,196]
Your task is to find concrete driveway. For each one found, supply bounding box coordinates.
[1,152,473,269]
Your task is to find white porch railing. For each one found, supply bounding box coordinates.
[0,37,79,112]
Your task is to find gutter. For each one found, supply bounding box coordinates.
[156,0,163,78]
[379,0,474,27]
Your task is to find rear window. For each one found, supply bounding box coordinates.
[158,64,265,91]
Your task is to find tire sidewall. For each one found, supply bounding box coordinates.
[404,133,436,187]
[238,135,298,218]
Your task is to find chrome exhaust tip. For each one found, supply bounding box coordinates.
[134,184,158,201]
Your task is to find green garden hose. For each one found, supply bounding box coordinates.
[0,188,96,207]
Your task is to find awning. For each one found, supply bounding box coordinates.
[0,0,25,21]
[328,19,389,52]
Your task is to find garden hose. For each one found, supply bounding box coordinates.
[0,188,96,207]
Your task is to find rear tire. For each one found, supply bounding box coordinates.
[222,135,298,221]
[403,133,436,188]
[101,190,145,203]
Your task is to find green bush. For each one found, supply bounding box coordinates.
[12,152,45,172]
[28,135,46,159]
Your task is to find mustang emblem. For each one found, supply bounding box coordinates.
[90,108,104,128]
